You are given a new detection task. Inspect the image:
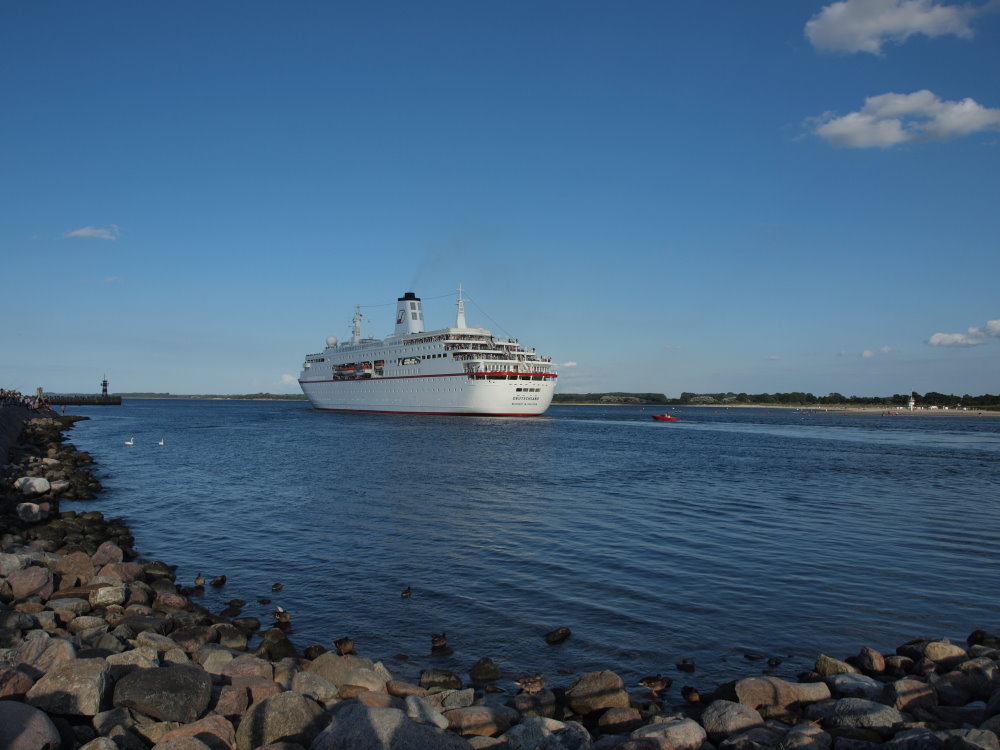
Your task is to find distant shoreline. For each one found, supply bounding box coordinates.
[47,394,998,416]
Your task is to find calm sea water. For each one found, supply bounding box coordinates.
[62,400,1000,698]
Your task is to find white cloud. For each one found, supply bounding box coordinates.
[560,361,578,368]
[65,224,120,240]
[928,318,1000,346]
[102,276,122,284]
[812,90,1000,147]
[767,355,780,360]
[861,346,895,358]
[806,0,981,54]
[280,374,298,385]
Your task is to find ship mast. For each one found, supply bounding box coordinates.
[455,285,467,329]
[351,305,363,344]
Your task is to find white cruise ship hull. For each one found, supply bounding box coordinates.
[300,374,555,416]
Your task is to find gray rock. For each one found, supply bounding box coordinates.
[881,678,937,712]
[90,585,128,608]
[826,673,884,700]
[565,670,631,715]
[883,728,945,748]
[26,657,111,716]
[470,657,502,682]
[937,728,1000,750]
[235,690,327,750]
[16,502,47,522]
[405,694,450,729]
[444,706,516,738]
[730,676,831,708]
[857,646,886,675]
[782,722,832,749]
[821,697,904,737]
[923,640,968,672]
[7,565,54,601]
[113,665,212,723]
[91,541,124,567]
[0,700,62,749]
[629,717,707,750]
[499,715,592,750]
[310,702,470,750]
[292,670,340,705]
[814,653,860,676]
[14,476,51,495]
[79,739,120,750]
[514,687,558,717]
[306,652,376,687]
[701,699,764,743]
[93,705,135,735]
[419,668,463,691]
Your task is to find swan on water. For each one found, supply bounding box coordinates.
[124,437,135,446]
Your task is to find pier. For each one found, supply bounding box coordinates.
[44,376,122,406]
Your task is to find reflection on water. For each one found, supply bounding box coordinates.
[64,401,1000,692]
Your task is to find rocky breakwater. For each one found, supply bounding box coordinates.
[1,409,104,529]
[3,546,1000,750]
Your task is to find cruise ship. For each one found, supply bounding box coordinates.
[298,290,558,416]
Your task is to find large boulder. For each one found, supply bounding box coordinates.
[235,690,327,750]
[564,670,630,715]
[14,476,51,496]
[310,703,470,750]
[0,701,62,749]
[729,676,831,708]
[158,715,238,750]
[700,699,764,744]
[113,665,212,723]
[814,654,860,676]
[444,705,515,737]
[629,718,707,749]
[7,566,54,601]
[26,657,111,716]
[307,652,376,687]
[881,678,937,712]
[496,716,591,750]
[821,697,904,738]
[825,673,883,701]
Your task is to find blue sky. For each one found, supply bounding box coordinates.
[2,1,998,398]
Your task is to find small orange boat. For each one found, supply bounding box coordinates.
[651,413,680,422]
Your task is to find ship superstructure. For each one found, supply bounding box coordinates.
[298,290,557,416]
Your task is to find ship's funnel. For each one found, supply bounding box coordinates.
[394,292,424,335]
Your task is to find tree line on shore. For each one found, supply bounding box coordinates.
[553,391,1000,409]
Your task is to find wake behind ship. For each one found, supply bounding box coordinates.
[298,290,557,416]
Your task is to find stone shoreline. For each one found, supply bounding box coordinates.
[2,409,1000,749]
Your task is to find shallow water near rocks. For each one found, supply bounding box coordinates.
[63,401,1000,700]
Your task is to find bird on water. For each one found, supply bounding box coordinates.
[638,675,673,698]
[210,575,226,587]
[194,573,205,587]
[401,586,411,598]
[513,674,546,695]
[334,636,355,657]
[124,437,134,446]
[271,605,291,623]
[272,582,283,592]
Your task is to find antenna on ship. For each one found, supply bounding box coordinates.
[351,305,363,344]
[455,285,467,329]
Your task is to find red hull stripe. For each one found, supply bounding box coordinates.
[300,371,557,385]
[314,407,544,417]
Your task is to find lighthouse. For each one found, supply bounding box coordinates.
[394,292,425,336]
